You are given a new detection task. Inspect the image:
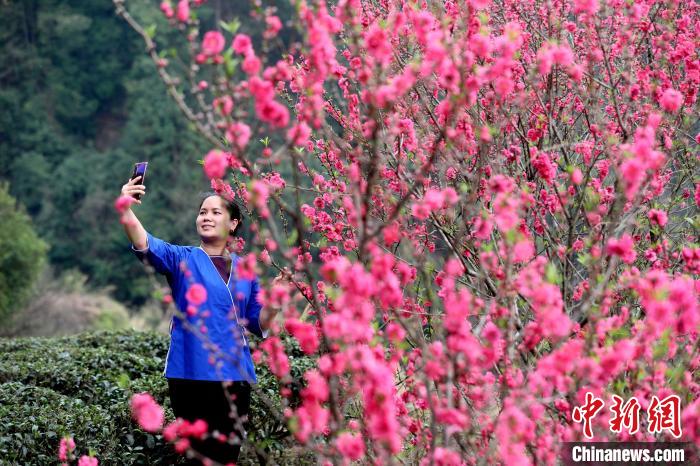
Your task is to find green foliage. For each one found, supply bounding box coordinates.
[0,184,48,326]
[0,330,176,465]
[0,330,316,465]
[0,0,210,307]
[0,0,303,309]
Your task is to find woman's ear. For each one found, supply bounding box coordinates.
[229,218,239,235]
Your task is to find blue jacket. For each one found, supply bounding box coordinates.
[133,232,264,382]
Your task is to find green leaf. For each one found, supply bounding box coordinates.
[286,229,298,246]
[116,372,130,389]
[545,263,561,285]
[220,19,241,34]
[613,378,627,394]
[578,253,591,267]
[144,24,157,39]
[652,330,670,360]
[287,416,299,433]
[223,55,239,78]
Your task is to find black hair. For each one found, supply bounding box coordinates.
[198,192,242,236]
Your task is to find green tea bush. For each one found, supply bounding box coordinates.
[0,184,48,327]
[0,330,316,465]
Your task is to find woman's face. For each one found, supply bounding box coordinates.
[196,196,238,242]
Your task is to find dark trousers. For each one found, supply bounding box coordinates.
[168,378,251,465]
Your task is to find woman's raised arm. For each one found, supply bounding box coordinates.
[120,176,148,250]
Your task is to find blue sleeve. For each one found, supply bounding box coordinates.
[131,232,186,277]
[244,278,267,338]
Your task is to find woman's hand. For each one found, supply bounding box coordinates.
[119,176,148,249]
[121,176,146,205]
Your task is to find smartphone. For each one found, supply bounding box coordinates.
[130,162,148,200]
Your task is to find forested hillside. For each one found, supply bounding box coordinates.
[0,1,259,310]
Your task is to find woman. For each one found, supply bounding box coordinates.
[120,175,279,465]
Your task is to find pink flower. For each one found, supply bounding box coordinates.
[232,34,252,54]
[203,149,228,179]
[174,438,190,453]
[470,0,491,8]
[552,45,574,67]
[473,216,493,239]
[242,52,262,75]
[176,419,208,439]
[335,432,365,461]
[251,180,271,218]
[424,447,463,466]
[264,15,282,39]
[660,88,683,113]
[201,31,225,56]
[515,257,571,340]
[532,150,557,184]
[383,222,400,246]
[259,336,290,378]
[226,121,251,149]
[287,122,311,146]
[176,0,189,22]
[248,76,274,101]
[114,195,135,214]
[264,172,286,191]
[130,392,165,432]
[160,1,174,18]
[255,99,290,128]
[682,400,700,443]
[647,209,668,227]
[163,420,179,442]
[635,271,699,334]
[236,253,258,280]
[493,193,520,232]
[571,168,583,185]
[537,45,554,76]
[606,234,637,264]
[213,95,233,116]
[285,318,320,354]
[78,456,98,466]
[435,407,470,429]
[495,400,536,464]
[364,23,392,66]
[568,63,584,81]
[619,123,665,200]
[385,322,405,342]
[353,348,402,453]
[573,0,599,14]
[186,283,207,306]
[58,437,75,461]
[412,188,459,220]
[619,157,645,200]
[303,370,329,402]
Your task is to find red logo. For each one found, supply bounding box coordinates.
[572,392,605,439]
[648,395,682,438]
[609,395,641,435]
[573,393,683,438]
